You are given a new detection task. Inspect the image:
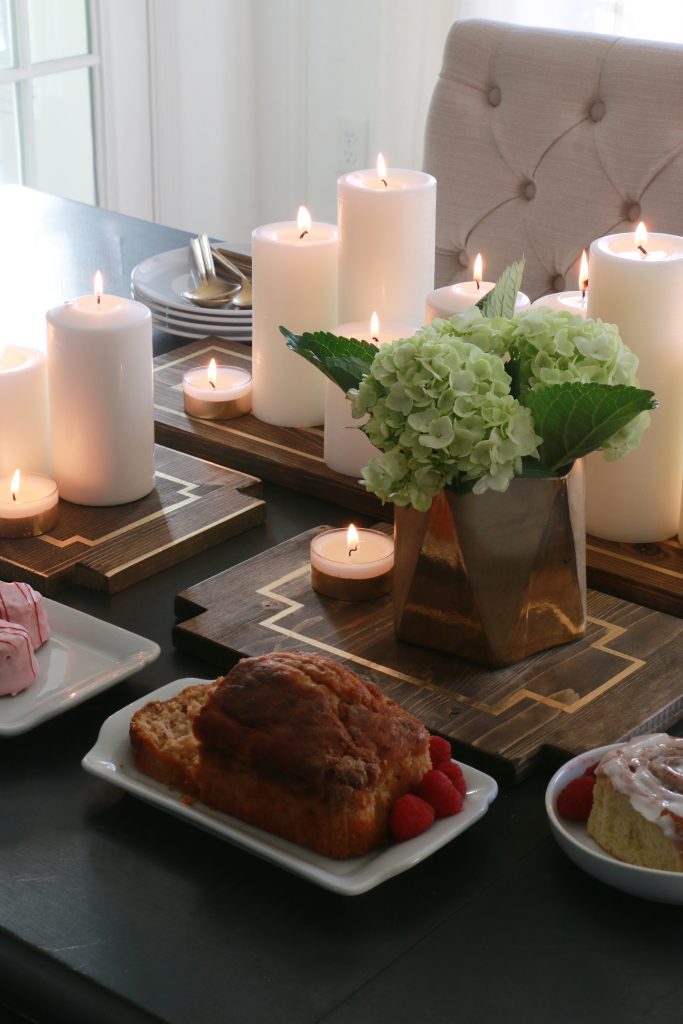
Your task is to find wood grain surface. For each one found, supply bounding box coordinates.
[153,338,391,520]
[173,524,683,782]
[0,445,265,595]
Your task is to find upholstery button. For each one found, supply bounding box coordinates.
[552,274,566,291]
[590,100,605,122]
[627,202,642,222]
[523,181,536,201]
[488,86,501,107]
[458,249,470,268]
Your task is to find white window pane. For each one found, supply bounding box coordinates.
[28,0,89,63]
[0,83,21,183]
[33,67,96,204]
[0,0,15,69]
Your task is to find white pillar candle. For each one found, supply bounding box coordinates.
[530,251,589,318]
[310,525,394,601]
[252,207,338,427]
[0,346,50,475]
[426,284,530,323]
[46,276,154,506]
[338,156,436,325]
[324,315,417,477]
[182,360,252,420]
[585,227,683,542]
[0,470,59,537]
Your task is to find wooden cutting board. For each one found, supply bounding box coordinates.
[0,445,265,595]
[173,525,683,782]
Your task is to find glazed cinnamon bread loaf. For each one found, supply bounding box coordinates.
[130,683,216,797]
[194,651,431,858]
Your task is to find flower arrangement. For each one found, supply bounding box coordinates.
[282,261,655,512]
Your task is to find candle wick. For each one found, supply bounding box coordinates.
[381,178,388,188]
[299,229,309,240]
[581,288,586,303]
[11,492,16,503]
[638,244,648,256]
[372,336,379,345]
[475,280,480,291]
[209,379,216,389]
[97,294,101,305]
[348,544,358,556]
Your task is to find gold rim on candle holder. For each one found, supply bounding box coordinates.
[183,390,252,420]
[310,564,394,602]
[0,502,60,538]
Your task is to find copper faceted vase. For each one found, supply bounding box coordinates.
[393,462,586,667]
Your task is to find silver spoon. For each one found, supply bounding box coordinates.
[182,237,240,307]
[211,248,252,309]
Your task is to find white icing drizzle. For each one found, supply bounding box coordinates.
[598,734,683,842]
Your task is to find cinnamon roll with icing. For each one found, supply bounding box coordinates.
[587,733,683,872]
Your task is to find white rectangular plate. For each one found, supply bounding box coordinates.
[0,599,160,736]
[82,678,498,896]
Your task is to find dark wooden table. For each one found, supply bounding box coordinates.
[0,187,681,1024]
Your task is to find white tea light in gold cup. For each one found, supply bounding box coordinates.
[310,524,394,601]
[0,469,59,538]
[182,359,252,419]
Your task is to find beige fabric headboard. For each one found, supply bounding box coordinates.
[424,19,683,301]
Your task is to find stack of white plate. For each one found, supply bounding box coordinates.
[131,244,252,342]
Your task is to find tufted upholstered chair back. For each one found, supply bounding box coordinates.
[424,19,683,301]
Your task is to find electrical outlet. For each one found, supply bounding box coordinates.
[337,116,368,172]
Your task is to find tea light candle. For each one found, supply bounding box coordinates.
[310,524,394,601]
[252,206,338,427]
[0,469,59,538]
[425,254,530,323]
[584,224,683,542]
[0,346,50,475]
[324,313,417,477]
[183,360,252,419]
[338,155,436,325]
[530,251,589,317]
[47,272,154,507]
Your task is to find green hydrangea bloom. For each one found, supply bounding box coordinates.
[350,330,542,509]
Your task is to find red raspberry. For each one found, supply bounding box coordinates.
[416,769,464,818]
[556,775,596,822]
[439,760,467,799]
[429,735,452,768]
[583,762,599,778]
[389,794,435,842]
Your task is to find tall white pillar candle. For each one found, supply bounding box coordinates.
[338,158,436,325]
[0,346,50,475]
[324,316,417,477]
[46,281,154,506]
[585,229,683,542]
[252,209,338,426]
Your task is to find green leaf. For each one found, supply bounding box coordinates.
[280,327,376,393]
[520,383,656,473]
[476,258,525,319]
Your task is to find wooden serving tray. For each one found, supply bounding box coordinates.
[173,525,683,783]
[0,445,265,595]
[154,338,683,617]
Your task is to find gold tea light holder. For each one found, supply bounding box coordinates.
[0,470,59,538]
[310,525,394,601]
[182,360,252,420]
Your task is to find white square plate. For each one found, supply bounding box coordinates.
[546,744,683,904]
[82,678,498,896]
[0,599,160,736]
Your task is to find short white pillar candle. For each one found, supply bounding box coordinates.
[338,155,436,325]
[530,251,589,317]
[0,346,50,475]
[46,274,155,507]
[425,254,529,323]
[252,207,338,428]
[584,226,683,542]
[324,314,417,478]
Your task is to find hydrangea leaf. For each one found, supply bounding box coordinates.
[475,258,525,319]
[520,382,656,472]
[280,327,376,393]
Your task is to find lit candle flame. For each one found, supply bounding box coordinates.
[208,358,217,389]
[377,153,388,186]
[473,253,483,290]
[370,311,380,342]
[347,523,359,556]
[635,221,648,254]
[10,469,20,503]
[298,205,311,239]
[579,250,589,294]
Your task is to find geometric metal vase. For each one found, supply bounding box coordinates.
[393,461,586,667]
